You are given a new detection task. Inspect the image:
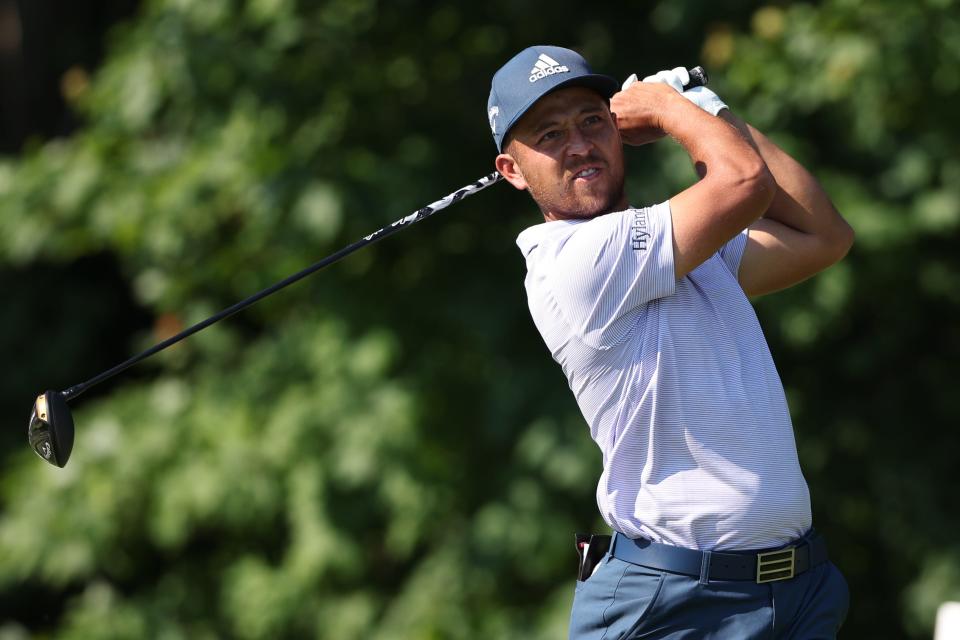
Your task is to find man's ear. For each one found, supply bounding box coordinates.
[495,151,528,191]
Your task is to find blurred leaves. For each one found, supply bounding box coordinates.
[0,0,958,638]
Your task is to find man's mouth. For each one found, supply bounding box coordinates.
[572,166,602,181]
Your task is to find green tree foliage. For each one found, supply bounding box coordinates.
[1,0,957,637]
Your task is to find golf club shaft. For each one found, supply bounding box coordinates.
[62,172,504,401]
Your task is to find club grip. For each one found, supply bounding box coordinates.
[622,67,709,91]
[685,66,708,89]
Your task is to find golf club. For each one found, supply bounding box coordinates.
[28,66,708,468]
[28,172,503,467]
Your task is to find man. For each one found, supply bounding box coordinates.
[487,46,854,638]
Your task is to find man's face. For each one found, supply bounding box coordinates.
[498,86,627,220]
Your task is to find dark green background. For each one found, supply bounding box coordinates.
[1,0,958,637]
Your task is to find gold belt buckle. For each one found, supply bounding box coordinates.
[756,547,795,583]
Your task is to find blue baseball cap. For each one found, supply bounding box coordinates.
[487,45,619,152]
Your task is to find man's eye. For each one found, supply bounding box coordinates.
[583,115,602,125]
[540,130,562,143]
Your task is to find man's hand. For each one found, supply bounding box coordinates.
[624,66,728,116]
[610,81,682,146]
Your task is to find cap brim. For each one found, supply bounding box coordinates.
[498,73,620,151]
[552,73,620,100]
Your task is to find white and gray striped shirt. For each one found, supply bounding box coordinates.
[517,201,812,550]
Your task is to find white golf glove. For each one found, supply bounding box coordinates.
[622,66,728,116]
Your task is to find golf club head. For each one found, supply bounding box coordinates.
[28,390,74,468]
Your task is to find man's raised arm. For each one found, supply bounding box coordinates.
[611,82,776,280]
[720,111,855,296]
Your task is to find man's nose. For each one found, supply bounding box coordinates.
[566,127,592,155]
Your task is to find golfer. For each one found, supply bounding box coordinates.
[488,46,854,638]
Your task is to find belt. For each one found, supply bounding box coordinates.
[609,531,829,584]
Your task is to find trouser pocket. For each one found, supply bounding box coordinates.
[569,558,665,640]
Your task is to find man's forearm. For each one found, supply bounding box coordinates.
[719,110,852,242]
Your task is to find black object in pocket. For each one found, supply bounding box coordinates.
[575,533,612,582]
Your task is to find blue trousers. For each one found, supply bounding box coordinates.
[569,554,849,639]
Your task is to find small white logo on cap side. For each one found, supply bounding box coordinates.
[488,106,499,134]
[529,53,569,83]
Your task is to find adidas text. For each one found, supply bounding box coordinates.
[529,65,569,82]
[528,53,570,83]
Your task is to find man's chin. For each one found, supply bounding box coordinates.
[571,192,626,218]
[533,183,626,220]
[571,178,626,214]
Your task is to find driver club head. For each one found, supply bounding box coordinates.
[28,390,75,468]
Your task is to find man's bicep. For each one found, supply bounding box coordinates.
[668,169,770,280]
[738,218,835,296]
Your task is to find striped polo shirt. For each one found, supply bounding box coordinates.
[516,201,812,551]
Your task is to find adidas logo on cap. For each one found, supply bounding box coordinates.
[528,53,569,83]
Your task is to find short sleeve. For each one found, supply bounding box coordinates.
[719,228,749,276]
[549,202,675,348]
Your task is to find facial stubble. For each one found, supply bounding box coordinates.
[524,158,627,220]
